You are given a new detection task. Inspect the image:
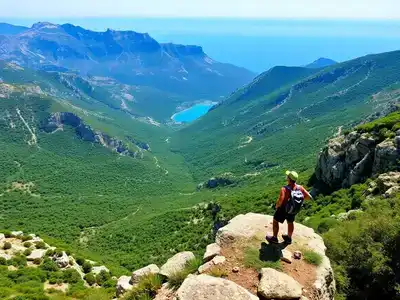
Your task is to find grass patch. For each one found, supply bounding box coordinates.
[209,267,228,278]
[303,250,323,266]
[244,247,282,271]
[167,257,203,290]
[123,274,163,300]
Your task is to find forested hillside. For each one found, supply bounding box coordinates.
[174,50,400,181]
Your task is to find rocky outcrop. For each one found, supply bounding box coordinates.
[160,251,195,278]
[315,129,399,190]
[198,175,236,190]
[177,274,258,300]
[41,112,145,158]
[198,255,226,274]
[116,276,133,296]
[53,251,69,268]
[258,268,302,299]
[216,213,335,300]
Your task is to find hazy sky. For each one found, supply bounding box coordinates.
[0,0,399,19]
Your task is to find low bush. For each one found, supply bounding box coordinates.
[82,261,92,273]
[3,242,11,250]
[124,274,162,300]
[209,267,228,278]
[167,257,203,289]
[23,248,32,256]
[23,242,32,248]
[84,272,96,286]
[303,250,323,266]
[34,241,47,249]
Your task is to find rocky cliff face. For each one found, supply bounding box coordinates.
[315,129,399,191]
[41,112,146,157]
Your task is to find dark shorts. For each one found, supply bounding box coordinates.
[274,206,295,224]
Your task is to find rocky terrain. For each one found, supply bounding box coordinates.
[117,213,335,300]
[315,126,399,191]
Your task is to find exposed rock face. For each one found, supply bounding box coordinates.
[92,265,110,275]
[53,251,69,268]
[27,249,46,261]
[116,275,133,296]
[258,268,302,299]
[177,274,258,300]
[41,112,145,158]
[203,243,221,262]
[198,255,226,274]
[131,264,160,284]
[315,131,399,190]
[216,213,335,300]
[160,251,195,278]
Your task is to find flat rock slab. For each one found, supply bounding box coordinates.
[116,275,133,296]
[27,249,46,261]
[203,243,221,262]
[160,251,195,278]
[177,274,258,300]
[258,268,302,299]
[131,264,160,284]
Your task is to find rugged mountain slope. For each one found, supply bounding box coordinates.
[0,22,255,99]
[0,22,28,35]
[174,50,400,181]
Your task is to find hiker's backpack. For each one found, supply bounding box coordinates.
[285,185,305,215]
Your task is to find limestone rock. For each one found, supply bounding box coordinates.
[213,255,226,265]
[53,251,69,268]
[336,209,362,221]
[160,251,195,278]
[384,186,400,198]
[27,249,46,261]
[281,249,293,264]
[92,265,110,275]
[131,264,160,284]
[0,234,4,241]
[11,231,23,237]
[116,275,133,296]
[154,283,176,300]
[203,243,221,262]
[177,274,258,300]
[376,172,400,193]
[373,139,398,174]
[258,268,302,299]
[198,261,214,274]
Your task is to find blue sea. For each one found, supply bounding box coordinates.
[172,103,215,123]
[4,18,400,73]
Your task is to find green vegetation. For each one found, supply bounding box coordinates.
[124,274,163,300]
[167,257,203,289]
[84,273,96,286]
[3,242,11,250]
[209,267,228,278]
[303,250,323,266]
[82,261,93,274]
[356,110,400,133]
[243,247,282,271]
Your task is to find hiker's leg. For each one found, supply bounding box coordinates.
[273,219,279,238]
[288,222,294,238]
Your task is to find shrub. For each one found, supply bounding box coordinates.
[75,257,85,266]
[34,241,47,249]
[124,274,162,300]
[84,273,96,286]
[167,257,203,289]
[33,258,42,265]
[0,257,7,265]
[23,242,32,248]
[8,255,27,268]
[102,278,117,288]
[82,261,92,273]
[303,250,323,266]
[23,248,32,256]
[96,270,111,286]
[21,235,32,242]
[40,258,59,272]
[45,249,55,257]
[49,271,63,284]
[4,231,13,238]
[63,268,81,284]
[3,242,12,250]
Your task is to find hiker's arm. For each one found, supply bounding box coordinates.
[302,187,313,200]
[276,188,285,209]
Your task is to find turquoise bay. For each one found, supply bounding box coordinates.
[172,103,216,123]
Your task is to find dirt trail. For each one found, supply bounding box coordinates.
[16,108,37,145]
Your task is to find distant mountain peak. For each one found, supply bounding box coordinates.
[306,57,337,69]
[31,22,59,30]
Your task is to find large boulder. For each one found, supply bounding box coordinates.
[92,265,110,275]
[131,264,160,284]
[376,172,400,192]
[177,274,258,300]
[53,251,69,268]
[258,268,302,299]
[160,251,195,278]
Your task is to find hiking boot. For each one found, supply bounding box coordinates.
[282,234,292,244]
[266,235,279,244]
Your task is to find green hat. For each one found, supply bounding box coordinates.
[285,170,299,181]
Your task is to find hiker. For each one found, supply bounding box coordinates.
[266,170,312,244]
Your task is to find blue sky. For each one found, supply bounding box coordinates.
[0,0,399,19]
